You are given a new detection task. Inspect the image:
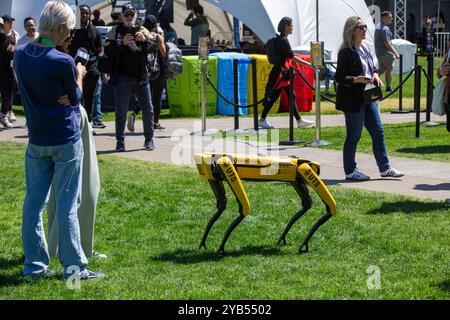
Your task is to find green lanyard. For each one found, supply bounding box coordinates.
[34,37,56,48]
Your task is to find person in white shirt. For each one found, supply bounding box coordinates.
[17,17,38,46]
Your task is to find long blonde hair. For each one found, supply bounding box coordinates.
[341,16,362,51]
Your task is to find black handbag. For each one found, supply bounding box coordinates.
[363,83,383,104]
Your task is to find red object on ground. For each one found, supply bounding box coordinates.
[278,54,314,112]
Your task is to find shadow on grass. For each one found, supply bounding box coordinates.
[396,145,450,155]
[366,200,449,215]
[0,272,26,288]
[0,256,23,270]
[414,183,450,191]
[435,279,450,294]
[0,257,25,288]
[150,245,285,264]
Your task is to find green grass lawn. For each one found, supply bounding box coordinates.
[224,122,450,163]
[0,142,448,299]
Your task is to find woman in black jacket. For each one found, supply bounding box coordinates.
[335,16,403,181]
[259,17,314,129]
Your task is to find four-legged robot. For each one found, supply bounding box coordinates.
[195,153,337,256]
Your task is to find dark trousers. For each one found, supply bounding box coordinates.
[82,73,100,122]
[446,103,450,132]
[132,77,165,124]
[0,75,14,115]
[261,65,300,120]
[113,76,154,143]
[150,77,165,124]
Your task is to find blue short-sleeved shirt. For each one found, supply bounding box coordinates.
[13,43,82,146]
[374,22,392,57]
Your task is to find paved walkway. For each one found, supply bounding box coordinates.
[1,112,449,202]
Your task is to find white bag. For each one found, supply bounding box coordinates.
[431,76,447,116]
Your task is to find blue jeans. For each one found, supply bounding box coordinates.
[343,102,390,175]
[92,78,102,123]
[113,76,154,143]
[22,139,87,276]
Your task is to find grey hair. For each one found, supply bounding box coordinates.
[38,1,75,36]
[340,16,362,51]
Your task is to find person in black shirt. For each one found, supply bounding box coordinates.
[127,15,167,132]
[69,4,104,127]
[0,14,19,127]
[104,4,161,151]
[91,9,105,27]
[259,17,314,129]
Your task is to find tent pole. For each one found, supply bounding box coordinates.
[437,0,440,31]
[420,0,423,30]
[316,0,319,42]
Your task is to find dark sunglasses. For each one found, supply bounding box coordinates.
[355,24,368,30]
[124,12,135,17]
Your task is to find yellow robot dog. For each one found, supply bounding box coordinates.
[195,153,337,256]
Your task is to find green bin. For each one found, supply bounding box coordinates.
[167,56,218,117]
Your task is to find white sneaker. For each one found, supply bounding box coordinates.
[297,118,314,128]
[380,167,404,178]
[8,112,16,122]
[345,169,371,181]
[0,114,12,128]
[258,118,274,129]
[127,113,135,132]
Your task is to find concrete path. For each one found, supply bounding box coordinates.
[1,112,449,202]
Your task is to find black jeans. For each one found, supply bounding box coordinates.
[133,77,165,124]
[82,72,100,122]
[261,65,300,120]
[113,76,154,143]
[446,103,450,132]
[150,77,165,124]
[0,74,14,115]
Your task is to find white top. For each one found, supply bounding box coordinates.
[17,33,39,47]
[355,44,373,79]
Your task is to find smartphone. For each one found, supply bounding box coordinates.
[128,26,141,35]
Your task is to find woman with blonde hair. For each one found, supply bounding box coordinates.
[335,16,403,181]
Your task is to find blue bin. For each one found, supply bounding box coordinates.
[209,52,250,116]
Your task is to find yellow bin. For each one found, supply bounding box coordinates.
[247,54,280,114]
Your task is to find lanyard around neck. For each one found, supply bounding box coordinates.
[34,37,56,48]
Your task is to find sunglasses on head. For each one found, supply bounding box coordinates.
[355,24,368,30]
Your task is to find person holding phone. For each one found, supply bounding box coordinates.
[69,4,104,128]
[104,3,158,152]
[335,16,403,181]
[13,1,103,280]
[184,4,209,46]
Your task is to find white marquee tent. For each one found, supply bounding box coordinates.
[206,0,377,60]
[3,0,378,61]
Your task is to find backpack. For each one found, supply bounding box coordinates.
[266,35,282,65]
[146,43,161,81]
[163,42,183,79]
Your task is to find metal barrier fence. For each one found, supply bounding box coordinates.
[435,32,450,59]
